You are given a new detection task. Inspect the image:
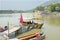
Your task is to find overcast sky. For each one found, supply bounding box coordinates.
[0,0,49,10]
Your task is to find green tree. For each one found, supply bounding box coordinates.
[55,3,60,12]
[35,5,45,11]
[47,3,60,12]
[47,3,56,12]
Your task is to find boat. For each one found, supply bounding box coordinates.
[22,21,43,29]
[14,12,44,40]
[0,26,8,32]
[17,31,45,40]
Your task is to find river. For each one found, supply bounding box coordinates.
[43,22,60,40]
[0,13,60,40]
[0,13,33,27]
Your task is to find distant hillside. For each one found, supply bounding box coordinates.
[23,10,33,13]
[0,10,15,14]
[33,0,60,12]
[0,10,34,14]
[41,0,60,6]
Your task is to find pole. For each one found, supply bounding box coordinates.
[7,22,9,39]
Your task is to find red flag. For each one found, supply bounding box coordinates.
[20,13,23,23]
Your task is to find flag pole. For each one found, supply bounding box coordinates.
[7,22,9,39]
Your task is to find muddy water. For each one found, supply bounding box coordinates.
[43,22,60,40]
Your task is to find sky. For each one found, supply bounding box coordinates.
[0,0,49,10]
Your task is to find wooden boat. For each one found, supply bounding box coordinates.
[0,26,8,32]
[0,27,4,32]
[18,31,45,40]
[22,21,43,29]
[18,33,36,40]
[16,29,41,40]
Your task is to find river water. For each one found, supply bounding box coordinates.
[43,22,60,40]
[0,13,33,27]
[0,13,60,40]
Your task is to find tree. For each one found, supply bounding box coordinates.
[47,3,60,12]
[55,3,60,12]
[47,3,56,12]
[35,5,45,11]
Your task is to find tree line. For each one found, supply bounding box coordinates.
[34,3,60,12]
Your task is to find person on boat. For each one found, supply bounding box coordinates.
[4,26,8,30]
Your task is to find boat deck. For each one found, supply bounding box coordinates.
[2,27,20,35]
